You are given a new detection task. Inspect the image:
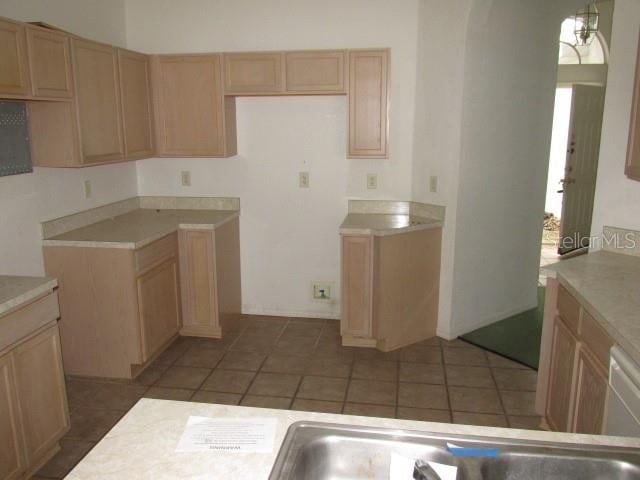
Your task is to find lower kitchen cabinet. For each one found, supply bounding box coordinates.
[545,317,578,431]
[0,353,25,480]
[572,347,609,434]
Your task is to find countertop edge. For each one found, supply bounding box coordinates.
[339,215,443,237]
[0,277,58,317]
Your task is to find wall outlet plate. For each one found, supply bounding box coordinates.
[367,173,378,189]
[312,282,332,301]
[181,170,191,187]
[429,175,438,193]
[299,171,310,188]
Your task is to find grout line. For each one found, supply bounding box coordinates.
[340,347,356,414]
[440,344,453,423]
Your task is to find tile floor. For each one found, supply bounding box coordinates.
[34,315,541,479]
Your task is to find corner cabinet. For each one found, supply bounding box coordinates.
[626,32,640,180]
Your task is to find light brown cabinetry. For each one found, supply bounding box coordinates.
[118,49,154,159]
[153,54,236,157]
[25,26,73,99]
[537,282,614,435]
[0,352,25,480]
[341,235,374,342]
[223,52,284,94]
[285,51,346,93]
[0,18,30,97]
[348,49,389,158]
[626,32,640,180]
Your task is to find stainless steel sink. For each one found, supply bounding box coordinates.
[269,421,640,480]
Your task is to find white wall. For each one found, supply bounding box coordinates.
[0,0,135,276]
[127,0,421,318]
[591,0,640,240]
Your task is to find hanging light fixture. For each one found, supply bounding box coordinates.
[574,3,599,46]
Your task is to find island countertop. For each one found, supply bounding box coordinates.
[545,250,640,365]
[42,209,239,250]
[66,399,640,479]
[0,275,58,317]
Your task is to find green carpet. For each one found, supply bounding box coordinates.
[460,287,545,370]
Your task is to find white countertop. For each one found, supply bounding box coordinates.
[0,275,57,317]
[42,209,239,250]
[339,213,443,236]
[545,250,640,365]
[67,399,640,479]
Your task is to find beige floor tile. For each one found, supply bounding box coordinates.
[261,354,309,374]
[133,363,171,386]
[65,379,147,411]
[291,398,343,414]
[508,415,544,430]
[143,387,194,401]
[399,363,444,384]
[305,357,352,378]
[397,407,451,423]
[181,337,228,352]
[35,438,95,478]
[154,339,191,365]
[314,342,356,360]
[352,359,397,381]
[282,323,323,338]
[399,344,442,364]
[230,335,280,354]
[453,411,508,427]
[398,383,448,410]
[445,365,495,388]
[247,372,301,397]
[155,366,211,389]
[347,379,397,406]
[443,347,488,366]
[441,338,474,348]
[343,403,396,418]
[297,376,348,402]
[492,367,538,391]
[175,345,224,368]
[355,348,398,362]
[191,391,242,405]
[500,390,537,415]
[448,386,503,414]
[67,408,124,441]
[241,395,292,409]
[217,351,266,371]
[200,369,255,394]
[486,352,528,369]
[273,335,318,356]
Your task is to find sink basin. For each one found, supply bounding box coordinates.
[269,421,640,480]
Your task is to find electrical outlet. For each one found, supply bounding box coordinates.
[312,282,332,300]
[83,180,92,199]
[429,175,438,193]
[299,172,310,188]
[181,171,191,187]
[367,173,378,189]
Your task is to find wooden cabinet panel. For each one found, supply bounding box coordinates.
[223,52,283,94]
[118,49,154,159]
[153,54,235,157]
[580,310,614,369]
[285,51,346,93]
[348,49,389,158]
[71,38,124,164]
[557,284,580,336]
[341,235,373,338]
[545,316,578,431]
[0,18,30,96]
[0,353,25,480]
[137,257,180,362]
[26,26,73,99]
[13,325,69,465]
[572,347,608,434]
[28,101,81,167]
[626,32,640,180]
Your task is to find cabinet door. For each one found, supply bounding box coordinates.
[0,353,26,480]
[178,230,220,337]
[341,235,374,337]
[26,27,73,98]
[545,317,578,431]
[13,325,69,466]
[348,49,389,158]
[0,18,30,96]
[572,347,608,434]
[626,32,640,180]
[118,49,154,159]
[71,38,125,164]
[285,51,346,93]
[137,257,180,361]
[223,52,283,94]
[153,54,231,156]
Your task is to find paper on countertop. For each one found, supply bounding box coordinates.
[389,452,458,480]
[175,416,277,453]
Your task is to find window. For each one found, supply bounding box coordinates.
[558,17,606,65]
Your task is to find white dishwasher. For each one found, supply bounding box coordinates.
[606,346,640,437]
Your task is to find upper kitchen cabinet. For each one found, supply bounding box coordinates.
[348,49,389,159]
[71,38,125,164]
[153,54,236,157]
[118,49,154,159]
[223,52,284,94]
[626,32,640,181]
[284,50,346,94]
[25,26,73,99]
[0,18,30,97]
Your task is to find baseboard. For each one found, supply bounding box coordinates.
[241,305,340,320]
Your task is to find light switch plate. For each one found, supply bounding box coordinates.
[181,171,191,187]
[83,180,92,199]
[299,172,310,188]
[367,173,378,189]
[429,175,438,193]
